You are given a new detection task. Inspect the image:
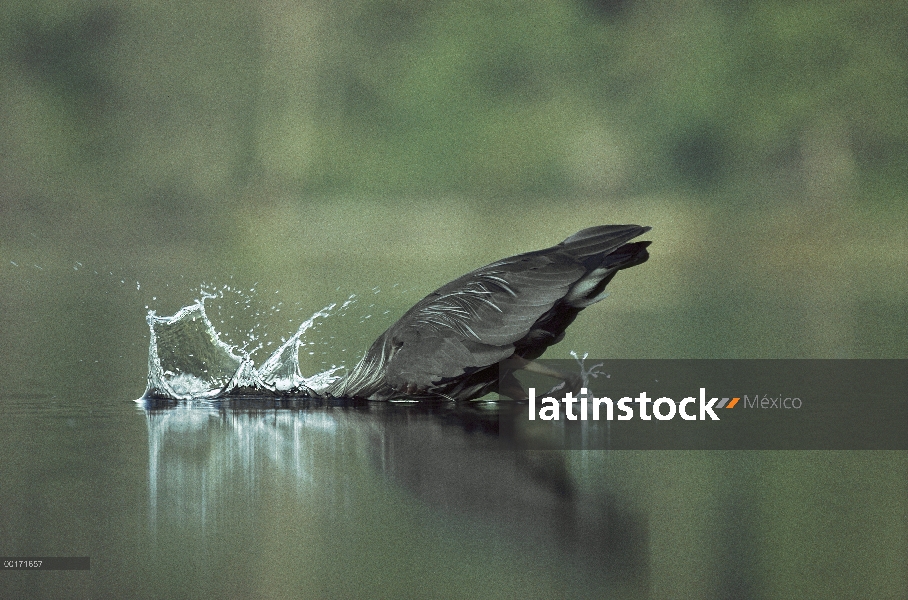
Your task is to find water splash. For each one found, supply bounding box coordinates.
[570,350,608,389]
[142,291,345,400]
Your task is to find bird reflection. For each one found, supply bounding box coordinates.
[142,399,646,582]
[362,401,647,580]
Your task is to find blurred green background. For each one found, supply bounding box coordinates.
[0,2,906,598]
[2,0,905,387]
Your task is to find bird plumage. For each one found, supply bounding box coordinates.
[327,225,651,401]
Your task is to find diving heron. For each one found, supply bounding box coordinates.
[327,224,650,401]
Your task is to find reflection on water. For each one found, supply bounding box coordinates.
[142,399,647,588]
[1,393,904,598]
[144,400,343,529]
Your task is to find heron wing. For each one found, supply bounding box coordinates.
[383,334,514,391]
[406,253,585,346]
[384,253,585,385]
[377,225,652,390]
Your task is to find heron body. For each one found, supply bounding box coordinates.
[327,225,651,401]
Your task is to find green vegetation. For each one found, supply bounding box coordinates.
[2,1,906,200]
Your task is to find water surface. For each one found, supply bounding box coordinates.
[3,389,906,598]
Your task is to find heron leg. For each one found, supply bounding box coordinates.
[498,371,530,401]
[500,357,583,400]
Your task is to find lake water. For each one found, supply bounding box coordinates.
[1,200,906,598]
[2,389,906,598]
[2,393,647,598]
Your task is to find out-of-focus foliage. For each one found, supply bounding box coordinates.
[2,0,906,201]
[0,0,905,370]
